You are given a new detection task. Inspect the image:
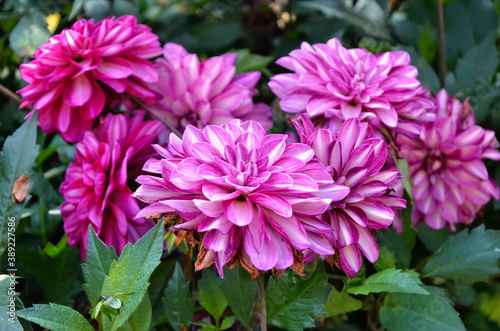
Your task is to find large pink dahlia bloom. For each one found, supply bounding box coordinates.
[18,15,163,142]
[148,43,273,134]
[133,120,350,276]
[269,38,435,136]
[294,116,406,278]
[397,90,500,230]
[60,112,164,257]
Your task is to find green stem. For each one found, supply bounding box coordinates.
[256,274,267,331]
[109,316,120,331]
[98,313,104,331]
[437,0,446,87]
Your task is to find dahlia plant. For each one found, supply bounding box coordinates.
[59,112,163,256]
[294,116,406,277]
[148,43,273,134]
[133,119,350,276]
[397,90,500,230]
[5,9,500,331]
[18,15,163,142]
[269,38,435,137]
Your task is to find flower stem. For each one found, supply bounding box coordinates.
[0,84,23,105]
[256,274,267,331]
[132,98,182,137]
[437,0,446,87]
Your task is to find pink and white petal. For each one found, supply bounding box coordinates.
[193,199,224,218]
[339,245,363,278]
[249,193,293,217]
[355,225,379,262]
[225,198,255,226]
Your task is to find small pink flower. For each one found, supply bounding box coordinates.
[60,112,164,257]
[294,116,406,277]
[148,43,273,134]
[398,90,500,230]
[134,120,349,276]
[18,15,163,142]
[269,38,435,136]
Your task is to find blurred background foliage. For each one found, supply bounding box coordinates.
[0,0,499,330]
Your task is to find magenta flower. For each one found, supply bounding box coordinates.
[134,120,349,276]
[397,90,500,230]
[18,15,163,142]
[294,116,406,278]
[60,112,164,257]
[269,38,435,136]
[148,43,273,134]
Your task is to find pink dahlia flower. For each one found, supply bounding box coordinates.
[397,90,500,230]
[133,120,350,276]
[148,43,273,134]
[60,112,164,257]
[18,15,163,142]
[294,116,406,278]
[269,38,435,136]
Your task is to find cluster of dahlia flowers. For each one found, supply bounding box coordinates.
[18,15,499,278]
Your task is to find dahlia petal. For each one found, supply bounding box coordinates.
[356,200,394,228]
[280,94,312,113]
[198,215,233,234]
[339,245,362,278]
[225,198,254,226]
[64,74,92,107]
[96,58,133,78]
[203,183,240,201]
[249,193,293,217]
[193,199,224,218]
[355,225,379,262]
[204,230,231,252]
[244,216,278,270]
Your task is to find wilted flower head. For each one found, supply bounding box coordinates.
[134,120,350,276]
[18,15,163,142]
[398,90,500,230]
[60,112,164,257]
[148,43,273,134]
[269,38,435,136]
[294,116,406,277]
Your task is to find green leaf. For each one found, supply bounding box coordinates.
[394,157,413,202]
[16,236,81,306]
[69,0,85,19]
[298,0,392,40]
[0,275,26,330]
[444,0,498,65]
[116,292,152,331]
[266,264,331,330]
[198,267,228,322]
[101,222,164,329]
[374,246,397,271]
[376,229,412,269]
[417,223,453,252]
[347,269,429,295]
[380,286,466,331]
[417,21,437,64]
[162,263,195,331]
[234,49,273,75]
[320,287,363,318]
[82,226,118,307]
[220,315,237,330]
[0,114,39,257]
[421,225,500,284]
[220,266,257,329]
[9,12,51,57]
[17,303,94,331]
[455,32,498,92]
